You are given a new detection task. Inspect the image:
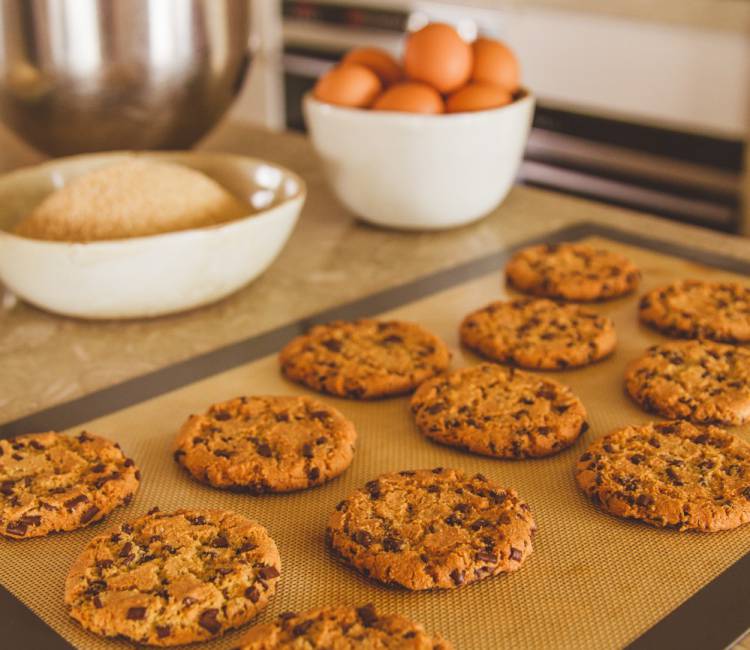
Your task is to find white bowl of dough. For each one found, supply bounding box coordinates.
[0,151,305,319]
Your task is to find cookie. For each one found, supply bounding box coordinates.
[625,340,750,425]
[279,319,451,399]
[505,242,640,302]
[460,298,616,369]
[65,508,281,646]
[0,430,140,539]
[639,280,750,343]
[575,420,750,531]
[236,604,453,649]
[411,363,588,458]
[173,395,356,493]
[327,468,535,590]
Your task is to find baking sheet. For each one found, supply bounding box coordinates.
[2,225,749,650]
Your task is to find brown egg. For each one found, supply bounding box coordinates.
[313,64,382,108]
[404,23,472,94]
[342,47,403,87]
[446,83,512,113]
[372,82,444,114]
[472,37,520,92]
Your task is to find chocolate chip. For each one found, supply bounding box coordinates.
[124,458,135,467]
[64,494,89,510]
[636,494,654,507]
[510,547,523,561]
[310,411,329,421]
[292,620,314,637]
[119,542,133,557]
[321,339,342,352]
[258,565,279,580]
[256,443,272,458]
[475,551,496,563]
[629,454,645,465]
[213,411,231,421]
[0,480,14,496]
[353,530,372,547]
[356,604,378,627]
[275,412,290,423]
[212,535,229,548]
[301,443,314,459]
[470,518,491,531]
[450,569,465,586]
[279,611,297,621]
[307,467,320,481]
[80,505,100,524]
[382,536,402,552]
[187,515,206,525]
[199,609,221,634]
[365,480,381,499]
[245,587,260,602]
[91,463,106,473]
[238,541,257,553]
[93,595,103,609]
[126,607,146,620]
[214,449,233,458]
[156,626,171,639]
[380,334,403,344]
[315,436,328,445]
[11,453,23,461]
[77,432,93,443]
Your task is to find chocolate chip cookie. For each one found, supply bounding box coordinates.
[174,395,356,493]
[460,298,617,369]
[625,340,750,425]
[411,363,588,458]
[576,420,750,531]
[327,468,535,590]
[236,604,453,649]
[505,242,640,302]
[639,280,750,343]
[65,508,281,646]
[279,319,451,399]
[0,430,140,539]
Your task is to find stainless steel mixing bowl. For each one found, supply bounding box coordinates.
[0,0,251,155]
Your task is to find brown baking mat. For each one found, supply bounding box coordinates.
[2,223,750,650]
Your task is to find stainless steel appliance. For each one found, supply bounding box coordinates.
[0,0,251,155]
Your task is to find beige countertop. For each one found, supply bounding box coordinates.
[1,121,750,647]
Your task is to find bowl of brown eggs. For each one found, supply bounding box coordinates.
[304,23,534,230]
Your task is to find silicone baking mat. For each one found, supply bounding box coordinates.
[2,223,750,650]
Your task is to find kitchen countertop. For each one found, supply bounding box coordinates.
[1,121,750,649]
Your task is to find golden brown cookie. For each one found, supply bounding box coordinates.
[625,340,750,425]
[327,468,535,590]
[460,298,616,369]
[236,604,453,649]
[173,395,356,493]
[411,363,588,458]
[575,420,750,531]
[639,280,750,343]
[279,319,451,399]
[505,242,640,302]
[0,430,140,539]
[65,508,281,646]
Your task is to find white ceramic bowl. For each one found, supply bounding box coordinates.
[304,91,534,230]
[0,151,305,319]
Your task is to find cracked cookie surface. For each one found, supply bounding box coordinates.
[174,395,356,493]
[237,604,452,649]
[625,340,750,425]
[460,298,616,369]
[505,242,640,302]
[65,508,281,646]
[411,364,588,458]
[327,468,535,590]
[279,319,451,399]
[639,280,750,343]
[575,420,750,531]
[0,430,140,539]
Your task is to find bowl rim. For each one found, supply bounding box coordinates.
[0,150,307,249]
[304,87,535,124]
